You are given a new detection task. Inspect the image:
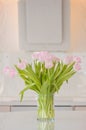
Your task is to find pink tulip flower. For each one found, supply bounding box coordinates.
[64,56,82,65]
[73,63,81,71]
[45,61,53,69]
[3,66,10,74]
[64,56,74,64]
[73,56,82,63]
[17,60,27,70]
[32,52,60,68]
[3,66,17,78]
[9,68,17,78]
[32,51,49,62]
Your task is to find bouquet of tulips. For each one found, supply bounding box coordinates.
[4,51,81,120]
[4,52,81,101]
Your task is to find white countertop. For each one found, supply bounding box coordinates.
[0,110,86,130]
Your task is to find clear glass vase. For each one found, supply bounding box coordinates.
[37,94,55,121]
[38,120,55,130]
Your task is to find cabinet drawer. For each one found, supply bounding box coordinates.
[55,106,72,111]
[11,106,72,112]
[11,106,37,112]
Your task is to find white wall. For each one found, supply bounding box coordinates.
[0,0,86,52]
[0,0,86,101]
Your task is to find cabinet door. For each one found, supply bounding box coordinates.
[18,0,70,51]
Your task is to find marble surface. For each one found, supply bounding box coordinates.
[0,110,86,130]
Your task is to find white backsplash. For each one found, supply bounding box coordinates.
[0,52,86,100]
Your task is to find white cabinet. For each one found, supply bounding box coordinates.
[18,0,70,51]
[74,107,86,111]
[0,106,10,112]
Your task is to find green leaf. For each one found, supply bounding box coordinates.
[54,62,65,80]
[15,65,41,91]
[19,83,38,101]
[62,62,75,74]
[26,65,41,89]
